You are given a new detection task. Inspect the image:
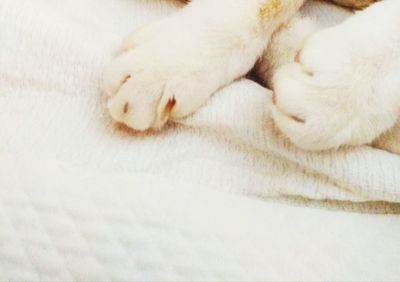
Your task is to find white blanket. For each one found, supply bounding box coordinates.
[1,0,400,280]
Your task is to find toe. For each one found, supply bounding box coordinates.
[103,51,138,98]
[107,73,164,131]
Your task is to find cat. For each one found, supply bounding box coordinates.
[104,0,400,152]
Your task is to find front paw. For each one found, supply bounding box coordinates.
[103,6,264,131]
[103,19,216,130]
[271,10,400,151]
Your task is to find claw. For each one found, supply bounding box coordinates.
[164,97,176,117]
[294,50,301,63]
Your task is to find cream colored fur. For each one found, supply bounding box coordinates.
[104,0,400,153]
[104,0,305,130]
[267,1,400,152]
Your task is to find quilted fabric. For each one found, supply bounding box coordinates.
[1,155,400,280]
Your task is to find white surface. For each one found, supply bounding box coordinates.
[1,154,400,280]
[1,0,400,280]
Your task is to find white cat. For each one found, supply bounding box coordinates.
[104,0,400,153]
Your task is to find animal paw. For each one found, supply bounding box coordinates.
[271,1,400,150]
[103,8,262,131]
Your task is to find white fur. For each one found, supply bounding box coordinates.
[104,0,304,130]
[104,0,400,152]
[256,15,319,88]
[271,0,400,150]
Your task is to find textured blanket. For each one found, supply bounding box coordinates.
[1,0,399,206]
[1,0,400,279]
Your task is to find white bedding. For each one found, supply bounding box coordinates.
[1,0,400,280]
